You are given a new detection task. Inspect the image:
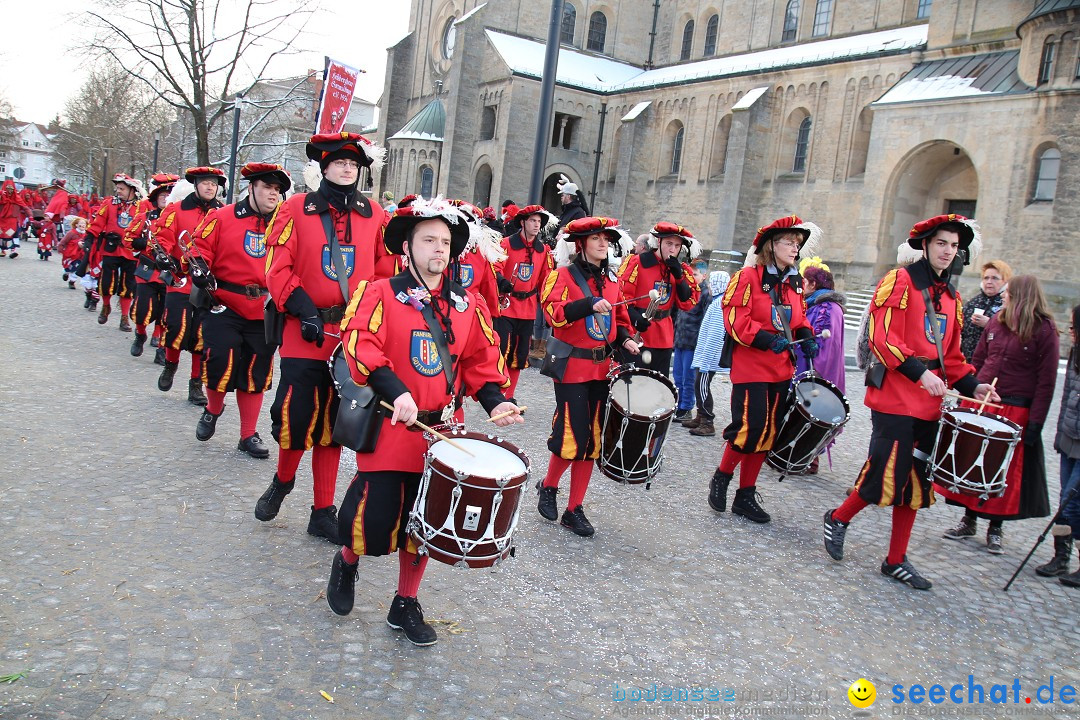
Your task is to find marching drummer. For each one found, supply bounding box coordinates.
[708,216,820,525]
[821,214,1000,590]
[537,217,640,536]
[326,198,522,646]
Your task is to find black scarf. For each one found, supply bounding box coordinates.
[318,178,355,245]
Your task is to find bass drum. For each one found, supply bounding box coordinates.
[596,366,677,486]
[766,374,850,476]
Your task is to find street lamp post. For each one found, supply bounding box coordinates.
[152,130,161,173]
[101,150,109,192]
[226,94,244,204]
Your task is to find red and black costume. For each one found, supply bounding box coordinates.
[824,215,985,590]
[711,216,816,524]
[538,217,635,536]
[152,167,225,403]
[494,205,554,399]
[125,174,180,357]
[328,200,510,646]
[0,180,30,256]
[257,132,389,543]
[616,222,700,376]
[86,174,143,329]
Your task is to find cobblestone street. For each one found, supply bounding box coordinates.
[2,257,1077,720]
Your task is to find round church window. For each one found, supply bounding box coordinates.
[442,18,457,59]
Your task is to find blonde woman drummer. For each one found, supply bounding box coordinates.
[537,217,640,537]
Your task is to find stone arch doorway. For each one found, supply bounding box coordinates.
[877,141,979,277]
[541,169,585,219]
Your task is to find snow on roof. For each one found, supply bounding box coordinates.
[454,3,486,26]
[732,87,770,109]
[875,51,1028,105]
[485,24,928,94]
[621,101,651,121]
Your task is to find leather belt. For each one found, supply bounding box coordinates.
[510,289,537,300]
[916,357,942,371]
[216,278,268,299]
[414,398,464,426]
[566,345,612,363]
[318,305,346,324]
[653,309,672,321]
[999,395,1032,408]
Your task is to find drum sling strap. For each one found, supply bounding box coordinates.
[921,288,948,387]
[568,263,615,358]
[321,212,352,308]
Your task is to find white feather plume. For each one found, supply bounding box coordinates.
[896,242,923,265]
[474,223,507,263]
[166,178,195,205]
[794,221,823,261]
[965,218,983,262]
[303,160,323,192]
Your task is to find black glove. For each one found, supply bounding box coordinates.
[285,288,323,347]
[299,316,325,347]
[769,335,790,354]
[496,275,514,294]
[191,272,211,289]
[131,234,148,252]
[664,256,684,279]
[627,305,651,333]
[803,338,820,359]
[1024,422,1043,447]
[82,233,96,252]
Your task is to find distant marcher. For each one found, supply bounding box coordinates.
[684,270,731,436]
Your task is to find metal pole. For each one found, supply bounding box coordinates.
[152,131,161,173]
[101,149,109,191]
[226,94,244,204]
[647,0,661,69]
[528,0,564,205]
[588,102,608,208]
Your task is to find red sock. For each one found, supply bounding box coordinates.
[205,388,226,415]
[833,492,869,524]
[738,452,767,489]
[153,324,164,340]
[341,546,359,564]
[235,391,263,439]
[396,549,429,598]
[567,460,592,509]
[506,368,521,398]
[190,351,203,379]
[717,443,744,474]
[100,294,112,308]
[119,297,133,317]
[136,323,147,334]
[165,347,181,364]
[276,447,304,483]
[887,505,918,565]
[311,444,341,510]
[543,455,571,488]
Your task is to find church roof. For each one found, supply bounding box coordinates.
[485,24,928,94]
[389,98,446,142]
[874,51,1029,105]
[1019,0,1080,33]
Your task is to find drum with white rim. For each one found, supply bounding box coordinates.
[409,430,530,568]
[929,407,1020,500]
[767,373,850,476]
[596,365,677,486]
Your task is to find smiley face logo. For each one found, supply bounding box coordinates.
[848,678,876,708]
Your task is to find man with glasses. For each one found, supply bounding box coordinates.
[256,133,391,544]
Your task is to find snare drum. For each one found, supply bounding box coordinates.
[409,430,530,568]
[596,366,677,485]
[929,408,1020,500]
[766,374,850,476]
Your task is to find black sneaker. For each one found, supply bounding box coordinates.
[731,487,771,523]
[326,551,358,616]
[881,557,933,590]
[986,526,1005,555]
[195,409,221,441]
[674,409,691,422]
[238,433,269,459]
[942,514,977,541]
[823,509,849,561]
[386,594,438,646]
[158,361,178,391]
[708,470,732,512]
[308,505,341,544]
[560,505,595,537]
[254,474,294,521]
[537,486,558,521]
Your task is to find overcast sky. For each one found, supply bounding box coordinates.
[0,0,411,124]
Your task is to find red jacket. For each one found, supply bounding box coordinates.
[87,196,141,263]
[454,247,501,318]
[194,198,276,321]
[341,271,509,472]
[866,262,977,420]
[44,188,70,222]
[264,189,389,360]
[617,251,699,349]
[152,194,222,295]
[495,232,553,320]
[542,259,632,383]
[722,264,812,384]
[0,180,30,235]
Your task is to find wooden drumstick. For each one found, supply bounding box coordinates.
[378,400,475,456]
[941,389,1004,410]
[975,377,998,414]
[486,406,528,423]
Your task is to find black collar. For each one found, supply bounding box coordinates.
[302,190,372,217]
[905,259,956,296]
[759,264,803,296]
[507,231,543,252]
[388,270,467,307]
[180,193,222,212]
[639,251,661,269]
[234,196,274,222]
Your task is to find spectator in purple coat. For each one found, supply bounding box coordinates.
[795,259,846,474]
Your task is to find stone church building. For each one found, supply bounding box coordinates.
[375,0,1079,307]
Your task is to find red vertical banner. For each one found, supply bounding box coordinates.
[314,57,361,134]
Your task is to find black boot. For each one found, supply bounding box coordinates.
[118,314,132,333]
[237,433,269,459]
[254,474,294,521]
[153,346,167,366]
[386,594,438,646]
[158,361,178,391]
[1036,533,1074,577]
[195,408,221,441]
[1058,548,1080,588]
[731,486,771,523]
[537,486,558,521]
[308,505,341,544]
[84,292,93,309]
[708,470,732,512]
[97,303,110,325]
[560,505,595,537]
[326,550,358,616]
[130,332,147,357]
[187,378,207,406]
